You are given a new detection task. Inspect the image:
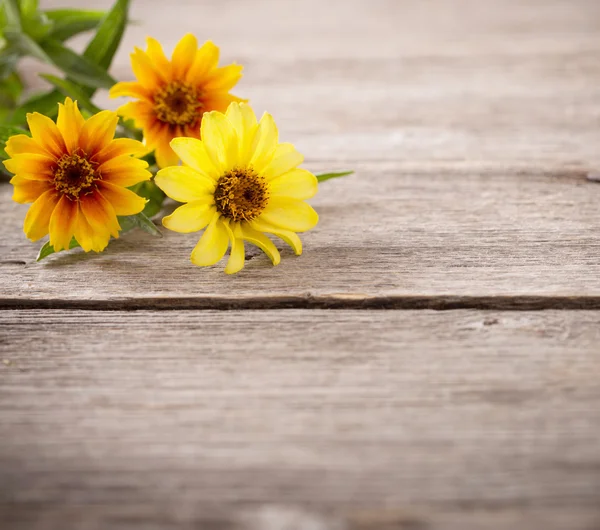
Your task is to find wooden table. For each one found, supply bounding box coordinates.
[2,0,600,528]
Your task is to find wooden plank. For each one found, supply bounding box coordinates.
[1,309,599,529]
[3,0,600,305]
[2,168,600,306]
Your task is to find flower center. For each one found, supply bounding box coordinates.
[214,168,269,222]
[53,153,98,199]
[153,81,203,126]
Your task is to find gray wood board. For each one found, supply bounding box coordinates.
[1,309,599,530]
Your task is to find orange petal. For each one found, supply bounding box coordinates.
[203,93,247,114]
[146,37,171,77]
[49,195,79,251]
[56,98,85,154]
[26,112,66,158]
[23,189,59,241]
[3,154,54,181]
[154,137,180,169]
[171,33,198,79]
[186,40,219,83]
[73,207,110,252]
[110,81,154,102]
[78,110,119,157]
[131,47,166,87]
[10,175,53,203]
[98,181,147,216]
[117,101,155,124]
[4,134,53,158]
[80,190,120,239]
[99,155,151,187]
[203,64,243,92]
[93,138,148,165]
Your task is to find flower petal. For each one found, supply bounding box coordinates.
[170,137,220,180]
[26,112,66,158]
[80,190,121,239]
[146,37,171,79]
[226,103,258,166]
[154,140,181,169]
[3,154,54,181]
[240,223,281,266]
[262,144,304,180]
[190,213,229,266]
[93,138,148,165]
[162,202,215,233]
[23,189,59,241]
[249,112,278,173]
[130,47,166,86]
[10,175,53,203]
[56,98,85,154]
[203,64,243,92]
[98,155,151,187]
[269,168,318,200]
[259,197,318,232]
[155,166,215,203]
[249,219,303,255]
[4,134,52,158]
[223,222,245,274]
[73,208,110,252]
[201,110,238,171]
[97,181,148,216]
[79,110,119,157]
[186,40,219,83]
[171,33,198,79]
[49,195,79,252]
[109,81,154,102]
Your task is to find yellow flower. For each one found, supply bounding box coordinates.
[110,34,246,169]
[3,98,151,253]
[155,103,319,274]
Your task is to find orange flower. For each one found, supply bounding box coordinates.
[110,34,246,168]
[3,98,151,252]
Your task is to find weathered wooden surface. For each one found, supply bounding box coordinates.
[2,0,600,528]
[1,310,600,530]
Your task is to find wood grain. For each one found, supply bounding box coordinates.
[1,309,600,530]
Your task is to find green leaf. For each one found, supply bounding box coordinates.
[42,39,116,88]
[0,70,22,107]
[37,237,79,261]
[40,74,102,114]
[44,8,105,42]
[19,0,38,17]
[2,0,21,29]
[83,0,128,70]
[8,88,63,125]
[132,180,165,219]
[3,28,48,61]
[315,170,354,183]
[0,123,26,159]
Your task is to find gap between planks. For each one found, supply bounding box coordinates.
[2,295,600,311]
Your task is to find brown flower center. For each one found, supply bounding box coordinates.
[53,153,98,199]
[214,168,269,222]
[153,81,203,126]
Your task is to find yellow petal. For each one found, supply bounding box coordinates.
[269,168,318,200]
[4,154,54,181]
[80,191,120,239]
[49,195,79,252]
[93,138,148,164]
[162,202,215,233]
[170,137,220,180]
[10,176,53,203]
[259,197,318,232]
[223,222,245,274]
[109,81,154,102]
[155,166,215,203]
[98,181,147,216]
[249,112,278,173]
[200,110,238,171]
[130,47,166,86]
[249,219,303,255]
[154,139,181,169]
[186,40,219,83]
[190,213,230,266]
[226,102,258,165]
[26,112,66,158]
[4,134,52,158]
[23,189,59,241]
[73,208,110,252]
[262,144,304,180]
[117,101,154,124]
[240,224,280,266]
[171,33,198,79]
[56,98,85,154]
[203,64,243,92]
[98,155,151,187]
[79,110,118,157]
[146,37,171,79]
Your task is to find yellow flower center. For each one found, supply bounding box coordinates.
[153,81,203,126]
[214,168,269,222]
[53,153,98,199]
